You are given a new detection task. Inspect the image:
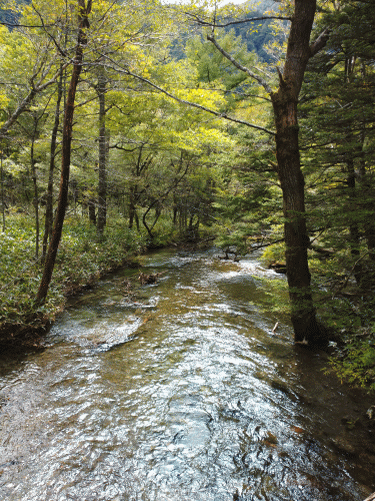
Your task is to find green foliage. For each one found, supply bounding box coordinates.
[328,334,375,391]
[260,241,285,267]
[211,126,282,257]
[216,1,283,63]
[0,214,42,321]
[0,212,148,325]
[186,31,254,91]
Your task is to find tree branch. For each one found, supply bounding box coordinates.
[331,251,369,299]
[206,34,273,94]
[309,28,330,58]
[0,62,70,139]
[102,58,276,136]
[184,12,292,28]
[0,21,57,28]
[32,4,68,58]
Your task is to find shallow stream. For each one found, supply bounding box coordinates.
[0,249,374,500]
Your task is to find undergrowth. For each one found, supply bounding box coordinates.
[259,241,375,392]
[0,212,148,326]
[328,330,375,392]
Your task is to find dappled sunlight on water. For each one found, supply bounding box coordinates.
[0,249,374,500]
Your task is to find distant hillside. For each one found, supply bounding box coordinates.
[0,0,30,28]
[0,8,18,27]
[222,0,282,62]
[169,0,282,62]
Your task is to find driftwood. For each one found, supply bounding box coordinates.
[138,271,163,285]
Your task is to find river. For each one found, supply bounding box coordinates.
[0,249,374,500]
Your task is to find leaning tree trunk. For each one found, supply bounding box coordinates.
[35,0,91,306]
[270,0,327,345]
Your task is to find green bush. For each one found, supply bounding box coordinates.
[260,241,286,267]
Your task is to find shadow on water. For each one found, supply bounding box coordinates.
[0,248,374,501]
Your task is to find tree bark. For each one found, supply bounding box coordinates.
[42,68,64,262]
[358,130,375,263]
[346,153,363,284]
[35,0,91,305]
[0,149,5,232]
[97,62,107,236]
[30,122,40,260]
[270,0,326,344]
[128,185,139,231]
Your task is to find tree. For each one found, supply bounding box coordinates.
[187,0,329,344]
[42,68,64,261]
[35,0,92,305]
[0,19,68,140]
[268,0,329,344]
[292,0,375,336]
[96,61,108,237]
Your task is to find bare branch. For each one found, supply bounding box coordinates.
[206,34,273,94]
[331,251,370,299]
[184,12,292,28]
[0,21,57,28]
[32,5,69,58]
[309,28,330,58]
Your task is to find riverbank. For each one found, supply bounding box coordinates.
[0,254,141,351]
[0,212,215,351]
[0,212,151,350]
[1,212,374,394]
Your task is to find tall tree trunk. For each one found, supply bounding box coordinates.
[30,127,40,260]
[270,0,326,345]
[272,95,321,343]
[1,148,5,232]
[128,185,139,231]
[88,197,97,225]
[35,0,91,306]
[97,63,107,237]
[42,68,64,262]
[363,190,375,263]
[346,154,363,284]
[358,130,375,263]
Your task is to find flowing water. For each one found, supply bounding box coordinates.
[0,249,374,501]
